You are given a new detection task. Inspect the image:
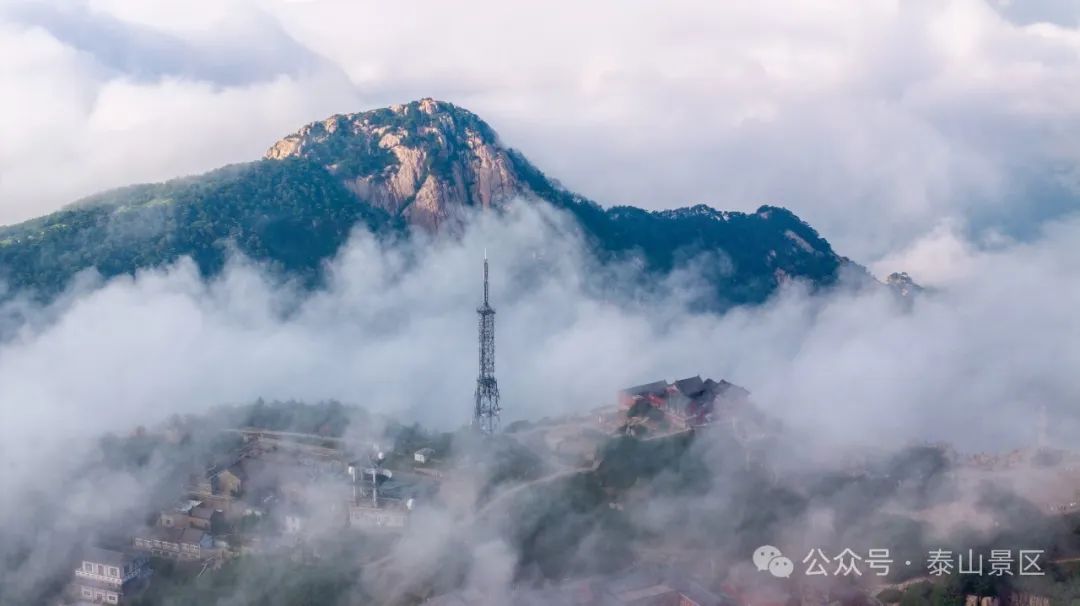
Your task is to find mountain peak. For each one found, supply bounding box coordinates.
[885,271,924,298]
[264,99,519,229]
[0,99,856,306]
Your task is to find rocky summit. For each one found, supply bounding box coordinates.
[264,99,525,230]
[0,99,871,305]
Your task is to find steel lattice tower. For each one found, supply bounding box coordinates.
[473,253,501,435]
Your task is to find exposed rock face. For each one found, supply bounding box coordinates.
[265,98,527,230]
[885,271,923,298]
[0,97,863,306]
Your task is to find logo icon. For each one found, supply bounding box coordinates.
[753,545,793,578]
[753,545,782,571]
[769,556,794,578]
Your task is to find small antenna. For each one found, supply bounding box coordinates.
[483,252,490,306]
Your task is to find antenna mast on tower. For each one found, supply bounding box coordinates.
[473,251,501,435]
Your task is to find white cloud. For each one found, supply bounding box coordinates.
[0,0,1078,265]
[3,5,1080,599]
[871,220,984,285]
[3,201,1078,474]
[0,197,1077,601]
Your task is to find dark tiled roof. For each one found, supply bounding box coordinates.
[190,506,213,520]
[82,547,130,568]
[138,526,204,546]
[179,528,206,545]
[622,380,669,396]
[715,379,750,399]
[674,375,706,396]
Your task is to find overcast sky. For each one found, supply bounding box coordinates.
[1,0,1079,272]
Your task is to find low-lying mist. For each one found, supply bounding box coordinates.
[1,199,1078,604]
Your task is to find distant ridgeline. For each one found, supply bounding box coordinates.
[0,99,867,306]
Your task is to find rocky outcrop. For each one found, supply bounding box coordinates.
[885,271,923,298]
[265,98,528,230]
[0,98,861,305]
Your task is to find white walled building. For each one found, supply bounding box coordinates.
[70,547,149,604]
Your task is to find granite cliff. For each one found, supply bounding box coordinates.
[264,98,525,230]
